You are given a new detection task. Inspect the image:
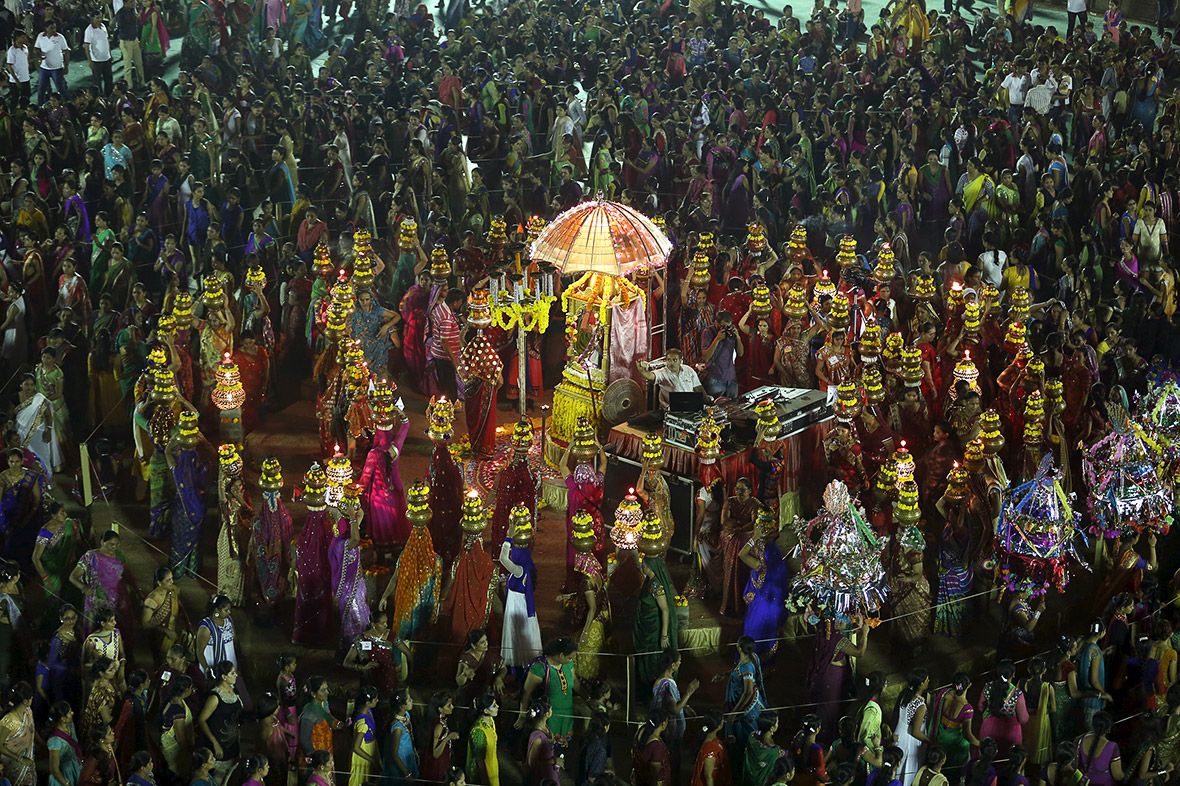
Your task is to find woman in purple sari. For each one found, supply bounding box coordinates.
[359,406,409,548]
[329,489,370,645]
[68,530,134,637]
[808,620,868,733]
[253,458,293,613]
[292,466,335,645]
[47,605,82,708]
[740,510,790,662]
[167,411,208,579]
[0,449,45,575]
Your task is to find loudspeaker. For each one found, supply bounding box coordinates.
[603,454,697,555]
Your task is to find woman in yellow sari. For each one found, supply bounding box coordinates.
[961,158,998,249]
[888,0,930,49]
[574,546,609,679]
[0,683,35,786]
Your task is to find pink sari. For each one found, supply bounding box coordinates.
[360,420,410,547]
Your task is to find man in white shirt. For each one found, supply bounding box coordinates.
[638,349,706,409]
[33,20,68,104]
[1000,60,1029,128]
[4,29,30,107]
[83,12,113,95]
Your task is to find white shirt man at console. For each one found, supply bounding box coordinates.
[638,349,705,409]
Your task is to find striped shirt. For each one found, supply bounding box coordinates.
[428,302,460,361]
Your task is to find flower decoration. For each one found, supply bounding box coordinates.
[836,235,858,269]
[873,243,896,283]
[611,488,644,551]
[747,222,767,253]
[1082,404,1174,538]
[212,354,246,410]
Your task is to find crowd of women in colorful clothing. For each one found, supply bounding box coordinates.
[5,0,1180,780]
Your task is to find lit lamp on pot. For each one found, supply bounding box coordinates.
[326,446,353,506]
[945,462,970,502]
[212,352,246,443]
[461,489,489,541]
[426,396,455,442]
[893,441,916,483]
[746,222,767,254]
[953,350,980,396]
[963,438,987,474]
[610,488,644,551]
[813,270,836,303]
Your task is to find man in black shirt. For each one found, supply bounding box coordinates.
[115,1,143,89]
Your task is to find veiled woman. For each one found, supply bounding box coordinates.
[329,488,370,645]
[166,411,209,579]
[633,518,679,696]
[15,374,61,475]
[253,458,293,614]
[560,429,606,590]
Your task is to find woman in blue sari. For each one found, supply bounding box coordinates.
[349,290,396,380]
[0,448,45,574]
[740,509,789,662]
[726,635,767,760]
[167,411,208,578]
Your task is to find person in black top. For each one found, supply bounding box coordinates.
[114,1,142,89]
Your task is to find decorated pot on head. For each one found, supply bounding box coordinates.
[156,313,176,338]
[175,410,200,448]
[1004,321,1027,354]
[1045,378,1065,415]
[963,301,983,336]
[638,510,669,557]
[467,289,493,329]
[525,215,547,244]
[570,417,599,463]
[829,292,851,330]
[836,235,858,269]
[751,284,772,319]
[747,222,767,254]
[427,396,455,442]
[874,459,898,502]
[487,215,509,248]
[980,410,1005,456]
[892,442,916,481]
[882,331,904,371]
[171,292,194,329]
[697,231,716,254]
[398,219,418,251]
[911,273,936,302]
[901,345,924,388]
[512,417,534,452]
[407,479,432,527]
[835,381,863,422]
[895,479,921,525]
[945,463,969,502]
[508,504,534,546]
[787,224,808,263]
[754,507,778,539]
[314,241,334,278]
[352,252,375,292]
[461,489,488,539]
[861,366,886,405]
[203,275,225,309]
[572,509,598,554]
[219,443,243,476]
[689,250,712,290]
[783,285,809,320]
[859,321,882,365]
[245,266,267,291]
[813,271,837,304]
[324,301,350,342]
[963,438,987,474]
[303,463,328,510]
[873,243,896,283]
[755,399,781,442]
[340,481,363,516]
[151,366,177,402]
[260,457,283,492]
[641,431,664,468]
[696,415,722,464]
[430,246,452,282]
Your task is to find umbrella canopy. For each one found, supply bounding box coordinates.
[529,200,672,275]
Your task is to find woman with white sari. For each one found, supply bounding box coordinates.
[14,374,60,474]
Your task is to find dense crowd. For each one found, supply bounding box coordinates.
[2,0,1180,783]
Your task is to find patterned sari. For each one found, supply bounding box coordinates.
[292,506,335,644]
[444,538,494,646]
[391,525,441,642]
[742,538,789,660]
[252,491,292,609]
[169,447,207,578]
[359,420,409,547]
[329,522,370,644]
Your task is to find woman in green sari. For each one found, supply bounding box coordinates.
[743,712,790,786]
[139,0,170,62]
[633,546,679,696]
[928,672,978,783]
[33,501,81,614]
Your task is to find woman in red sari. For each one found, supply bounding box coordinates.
[738,308,777,392]
[233,332,270,435]
[399,272,431,391]
[458,319,503,459]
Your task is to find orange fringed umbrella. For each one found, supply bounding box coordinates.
[529,200,672,275]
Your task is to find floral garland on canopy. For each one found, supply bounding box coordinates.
[1136,378,1180,495]
[1081,403,1174,538]
[995,454,1088,599]
[787,480,888,623]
